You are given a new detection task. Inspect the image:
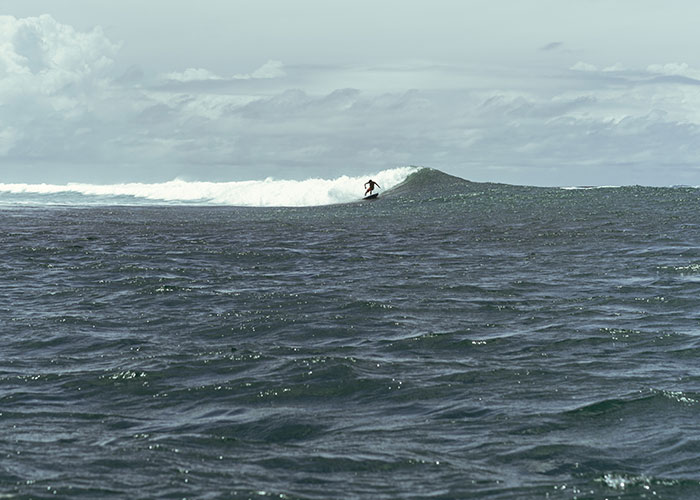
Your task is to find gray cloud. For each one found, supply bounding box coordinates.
[4,13,700,186]
[540,42,564,51]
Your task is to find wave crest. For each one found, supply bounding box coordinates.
[0,167,418,207]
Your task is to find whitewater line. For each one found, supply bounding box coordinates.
[0,167,418,207]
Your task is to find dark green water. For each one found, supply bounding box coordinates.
[2,169,700,499]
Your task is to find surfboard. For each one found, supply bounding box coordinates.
[363,193,379,200]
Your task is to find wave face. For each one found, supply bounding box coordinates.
[382,167,476,198]
[0,167,418,207]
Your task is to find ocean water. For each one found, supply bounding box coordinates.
[2,168,700,499]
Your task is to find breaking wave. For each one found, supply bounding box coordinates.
[0,167,417,207]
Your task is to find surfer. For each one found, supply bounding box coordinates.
[364,179,380,196]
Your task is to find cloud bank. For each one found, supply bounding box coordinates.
[2,14,700,186]
[162,60,285,83]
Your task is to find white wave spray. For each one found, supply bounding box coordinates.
[0,167,418,207]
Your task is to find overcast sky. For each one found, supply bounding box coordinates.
[3,0,700,186]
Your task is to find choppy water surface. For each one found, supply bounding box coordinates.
[3,171,700,499]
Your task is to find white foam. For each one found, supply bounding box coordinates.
[0,167,418,207]
[560,185,621,190]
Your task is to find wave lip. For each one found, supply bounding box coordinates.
[0,167,418,207]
